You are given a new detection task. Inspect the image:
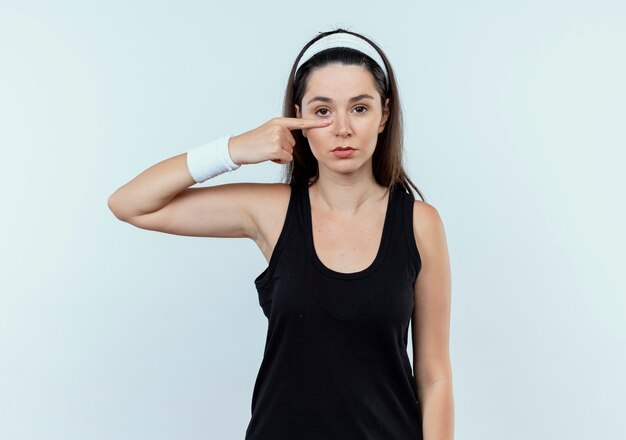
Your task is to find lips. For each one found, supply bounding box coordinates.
[332,146,355,151]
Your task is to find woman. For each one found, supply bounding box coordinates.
[108,28,454,440]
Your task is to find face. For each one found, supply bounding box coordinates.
[295,63,390,176]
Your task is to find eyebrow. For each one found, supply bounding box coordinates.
[306,94,376,106]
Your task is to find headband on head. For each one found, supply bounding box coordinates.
[294,32,389,87]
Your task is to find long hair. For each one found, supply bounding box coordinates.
[280,27,426,202]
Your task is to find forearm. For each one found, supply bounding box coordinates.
[417,378,455,440]
[107,152,196,220]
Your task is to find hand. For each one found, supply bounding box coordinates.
[227,117,333,165]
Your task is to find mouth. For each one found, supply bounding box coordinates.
[332,146,355,152]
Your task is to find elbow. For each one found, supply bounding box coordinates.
[107,193,130,222]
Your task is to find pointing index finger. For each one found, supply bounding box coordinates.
[278,117,333,130]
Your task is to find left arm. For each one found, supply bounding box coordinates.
[411,200,454,440]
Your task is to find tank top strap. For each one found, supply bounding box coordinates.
[395,186,422,281]
[253,182,301,294]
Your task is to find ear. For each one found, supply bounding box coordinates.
[378,98,390,134]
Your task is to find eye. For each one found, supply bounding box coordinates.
[314,105,368,117]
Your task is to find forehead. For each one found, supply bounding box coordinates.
[303,63,379,101]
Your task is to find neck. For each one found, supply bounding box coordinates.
[309,169,388,217]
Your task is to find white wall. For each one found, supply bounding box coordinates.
[1,0,624,438]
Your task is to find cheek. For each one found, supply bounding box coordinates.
[303,127,328,142]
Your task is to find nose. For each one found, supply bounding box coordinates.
[332,113,352,137]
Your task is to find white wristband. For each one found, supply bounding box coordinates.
[186,134,241,183]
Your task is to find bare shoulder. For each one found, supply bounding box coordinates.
[412,200,444,232]
[215,181,291,241]
[251,182,291,231]
[250,182,291,211]
[411,199,448,256]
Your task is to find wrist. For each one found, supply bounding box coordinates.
[227,135,241,166]
[186,134,240,183]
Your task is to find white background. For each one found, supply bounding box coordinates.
[1,1,624,438]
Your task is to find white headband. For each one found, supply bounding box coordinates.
[295,33,389,86]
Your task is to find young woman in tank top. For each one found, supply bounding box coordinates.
[108,28,454,440]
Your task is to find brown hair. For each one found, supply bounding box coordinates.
[280,27,426,202]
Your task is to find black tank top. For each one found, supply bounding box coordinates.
[245,182,423,440]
